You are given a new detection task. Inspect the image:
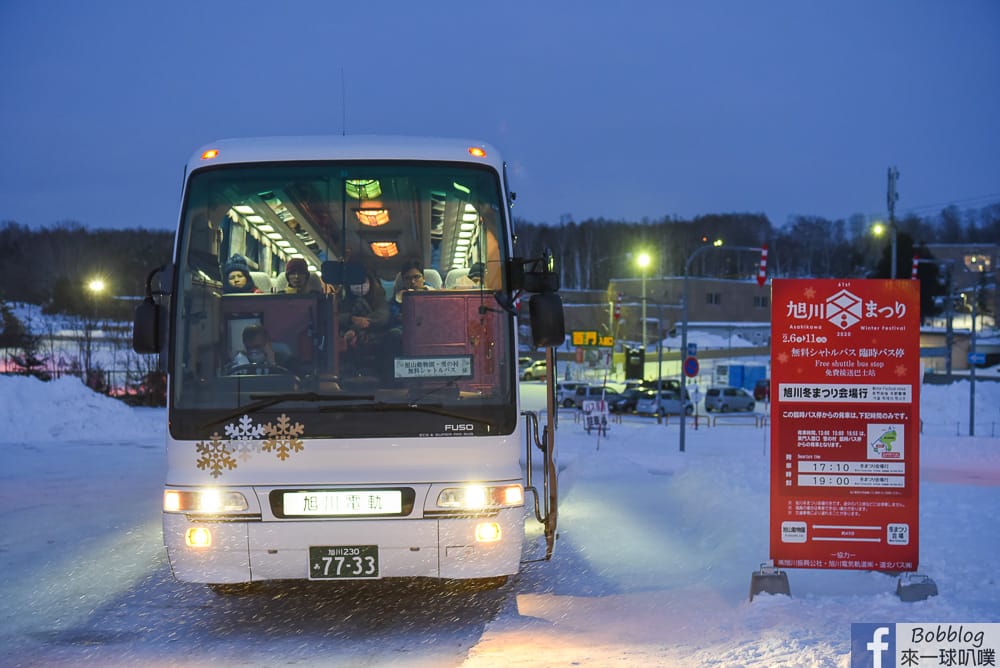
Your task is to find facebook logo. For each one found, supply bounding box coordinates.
[851,623,895,668]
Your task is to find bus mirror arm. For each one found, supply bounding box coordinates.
[508,255,559,294]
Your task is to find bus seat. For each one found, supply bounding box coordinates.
[423,268,443,289]
[444,268,469,289]
[250,271,273,293]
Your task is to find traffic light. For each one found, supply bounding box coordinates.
[625,347,645,380]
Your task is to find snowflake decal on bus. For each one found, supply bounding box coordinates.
[263,414,306,461]
[196,433,238,478]
[194,413,306,477]
[225,414,266,463]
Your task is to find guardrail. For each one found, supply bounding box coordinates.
[710,413,768,428]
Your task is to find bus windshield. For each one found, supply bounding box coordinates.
[169,160,518,440]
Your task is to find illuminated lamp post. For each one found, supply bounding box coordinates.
[84,277,106,382]
[637,252,651,350]
[871,220,898,278]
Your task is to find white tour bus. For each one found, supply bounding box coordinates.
[133,135,564,591]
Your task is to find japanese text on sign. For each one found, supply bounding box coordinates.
[394,356,473,378]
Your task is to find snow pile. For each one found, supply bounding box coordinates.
[0,375,164,443]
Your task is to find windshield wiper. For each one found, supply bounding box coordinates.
[202,391,375,430]
[372,402,495,429]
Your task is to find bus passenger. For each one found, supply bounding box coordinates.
[282,258,319,294]
[223,254,262,294]
[452,262,484,289]
[337,266,389,378]
[389,259,435,330]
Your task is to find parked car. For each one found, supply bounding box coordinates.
[609,387,646,413]
[704,386,756,412]
[753,379,770,402]
[519,356,534,370]
[555,381,588,407]
[634,389,693,417]
[521,360,547,380]
[569,384,622,409]
[639,378,681,393]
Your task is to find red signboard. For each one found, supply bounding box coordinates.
[770,279,921,571]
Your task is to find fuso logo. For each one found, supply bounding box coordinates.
[826,289,864,330]
[444,424,475,432]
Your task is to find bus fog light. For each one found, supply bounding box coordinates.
[186,527,212,548]
[475,522,502,542]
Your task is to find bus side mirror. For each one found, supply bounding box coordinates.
[133,263,171,354]
[133,297,165,353]
[529,293,565,347]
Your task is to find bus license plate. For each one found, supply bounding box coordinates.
[308,545,379,580]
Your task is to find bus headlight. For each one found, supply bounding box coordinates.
[164,488,249,513]
[436,484,523,511]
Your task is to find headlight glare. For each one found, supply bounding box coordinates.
[436,484,523,510]
[163,488,249,513]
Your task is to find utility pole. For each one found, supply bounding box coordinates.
[887,166,900,278]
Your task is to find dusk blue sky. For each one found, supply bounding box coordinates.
[2,1,998,231]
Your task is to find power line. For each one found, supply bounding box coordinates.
[901,192,1000,216]
[860,192,1000,222]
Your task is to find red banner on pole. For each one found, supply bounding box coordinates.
[757,245,769,287]
[769,279,921,571]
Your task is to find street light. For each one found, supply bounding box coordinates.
[679,240,761,453]
[637,252,651,350]
[84,277,107,380]
[871,221,898,278]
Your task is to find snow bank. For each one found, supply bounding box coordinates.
[0,375,164,443]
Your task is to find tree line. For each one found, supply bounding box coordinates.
[1,201,997,319]
[512,204,1000,320]
[0,221,173,320]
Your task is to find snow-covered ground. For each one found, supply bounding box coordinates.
[0,374,998,667]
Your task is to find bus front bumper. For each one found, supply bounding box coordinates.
[163,510,525,584]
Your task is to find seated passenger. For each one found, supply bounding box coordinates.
[282,258,322,294]
[337,266,389,378]
[390,259,435,330]
[453,262,484,289]
[223,254,262,294]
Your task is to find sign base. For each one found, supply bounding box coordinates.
[896,573,938,602]
[749,563,791,601]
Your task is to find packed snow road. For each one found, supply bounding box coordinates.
[0,435,516,667]
[3,377,1000,667]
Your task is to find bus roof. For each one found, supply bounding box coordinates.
[188,135,504,172]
